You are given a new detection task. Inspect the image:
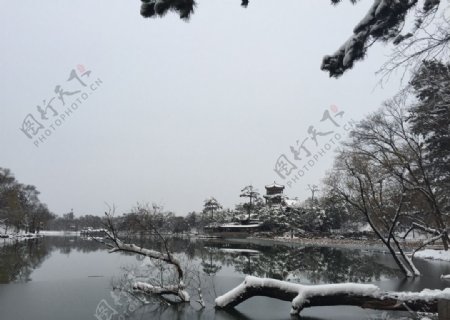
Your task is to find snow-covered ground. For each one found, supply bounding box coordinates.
[219,248,260,254]
[415,249,450,262]
[0,224,42,240]
[40,230,80,236]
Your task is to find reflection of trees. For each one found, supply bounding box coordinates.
[0,238,49,283]
[55,236,104,254]
[0,236,106,283]
[200,250,222,276]
[229,253,260,276]
[0,236,400,286]
[198,243,400,284]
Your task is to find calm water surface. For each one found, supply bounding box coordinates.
[0,236,448,320]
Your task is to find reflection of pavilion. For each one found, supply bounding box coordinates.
[263,182,286,206]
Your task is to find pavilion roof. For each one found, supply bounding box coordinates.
[265,182,285,189]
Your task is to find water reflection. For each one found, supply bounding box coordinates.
[0,236,400,285]
[0,236,447,320]
[0,236,103,283]
[195,241,400,283]
[0,238,49,283]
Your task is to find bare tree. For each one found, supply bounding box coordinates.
[348,101,448,249]
[378,8,450,81]
[100,206,190,302]
[325,151,420,277]
[307,184,319,207]
[324,99,449,275]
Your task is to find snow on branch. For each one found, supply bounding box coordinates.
[139,0,249,20]
[100,210,190,302]
[107,240,184,280]
[215,276,448,316]
[403,222,441,239]
[133,282,190,301]
[321,0,442,77]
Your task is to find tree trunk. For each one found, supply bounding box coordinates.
[216,276,447,316]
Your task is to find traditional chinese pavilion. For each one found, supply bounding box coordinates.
[263,182,285,206]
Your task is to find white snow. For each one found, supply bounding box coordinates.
[215,276,379,310]
[40,230,80,236]
[283,198,302,208]
[215,275,450,314]
[385,288,450,301]
[219,248,260,254]
[415,249,450,262]
[133,281,190,301]
[134,282,178,294]
[219,223,262,228]
[291,282,379,313]
[358,223,373,232]
[215,276,298,307]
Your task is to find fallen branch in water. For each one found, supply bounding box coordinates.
[215,276,449,316]
[100,207,190,302]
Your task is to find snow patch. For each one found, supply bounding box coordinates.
[219,249,260,254]
[415,249,450,262]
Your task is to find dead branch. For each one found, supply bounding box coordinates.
[100,210,190,302]
[215,276,447,316]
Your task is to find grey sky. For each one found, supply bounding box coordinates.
[0,0,404,216]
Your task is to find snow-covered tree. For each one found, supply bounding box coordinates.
[0,168,54,234]
[409,60,450,215]
[323,0,448,77]
[239,185,260,220]
[203,197,222,221]
[137,0,449,78]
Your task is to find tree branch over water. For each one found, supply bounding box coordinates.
[216,276,448,316]
[100,207,190,302]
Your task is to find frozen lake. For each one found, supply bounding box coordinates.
[0,236,448,320]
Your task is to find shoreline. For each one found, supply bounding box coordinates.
[237,236,445,252]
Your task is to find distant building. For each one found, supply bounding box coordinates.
[263,182,286,206]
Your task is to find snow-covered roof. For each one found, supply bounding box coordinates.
[265,182,285,189]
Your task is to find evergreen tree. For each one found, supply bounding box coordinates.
[409,60,450,208]
[137,0,449,78]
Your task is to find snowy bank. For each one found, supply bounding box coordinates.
[40,230,80,236]
[415,249,450,262]
[219,248,260,254]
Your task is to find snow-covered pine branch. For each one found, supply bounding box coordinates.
[216,276,448,316]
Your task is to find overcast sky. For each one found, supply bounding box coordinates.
[0,0,405,216]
